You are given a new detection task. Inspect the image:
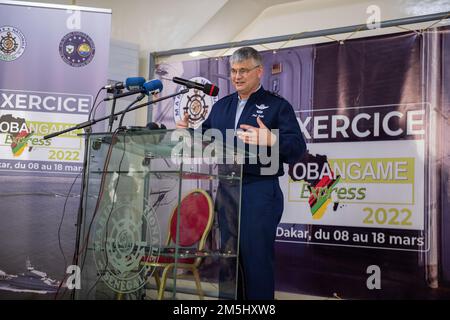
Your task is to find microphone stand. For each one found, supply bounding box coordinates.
[43,89,188,140]
[107,87,122,133]
[43,88,188,300]
[117,93,146,129]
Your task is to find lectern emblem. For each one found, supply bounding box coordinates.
[173,76,218,129]
[92,199,161,294]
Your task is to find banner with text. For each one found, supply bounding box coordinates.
[278,103,427,251]
[151,30,450,298]
[0,2,111,176]
[0,1,110,299]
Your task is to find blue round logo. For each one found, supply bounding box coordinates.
[59,31,95,67]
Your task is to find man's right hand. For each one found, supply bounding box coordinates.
[176,114,189,128]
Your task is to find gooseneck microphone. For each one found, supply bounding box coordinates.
[125,77,146,90]
[103,79,163,101]
[142,79,163,95]
[172,77,219,97]
[103,81,125,90]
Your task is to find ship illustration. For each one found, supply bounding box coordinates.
[0,258,61,294]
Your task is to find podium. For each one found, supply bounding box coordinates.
[74,128,249,300]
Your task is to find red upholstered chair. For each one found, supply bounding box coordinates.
[141,189,214,300]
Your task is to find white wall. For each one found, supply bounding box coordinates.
[239,0,450,37]
[185,0,301,48]
[19,0,228,75]
[17,0,450,69]
[233,0,450,48]
[18,0,450,126]
[155,0,450,64]
[106,40,140,129]
[108,39,139,82]
[75,0,229,76]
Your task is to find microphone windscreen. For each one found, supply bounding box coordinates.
[146,122,160,130]
[203,83,219,97]
[145,122,166,145]
[143,79,163,95]
[125,77,146,90]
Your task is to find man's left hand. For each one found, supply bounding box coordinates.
[238,117,277,146]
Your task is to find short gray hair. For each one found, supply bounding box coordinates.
[229,47,262,66]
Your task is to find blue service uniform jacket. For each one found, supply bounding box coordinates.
[200,86,306,299]
[201,86,306,180]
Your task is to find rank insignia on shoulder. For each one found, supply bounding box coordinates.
[269,91,283,99]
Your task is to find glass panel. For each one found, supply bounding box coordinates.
[75,129,252,300]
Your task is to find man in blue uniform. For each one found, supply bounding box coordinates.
[177,47,306,299]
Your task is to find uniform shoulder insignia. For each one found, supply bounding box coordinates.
[269,91,284,100]
[269,90,281,97]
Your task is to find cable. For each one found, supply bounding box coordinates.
[53,173,82,300]
[85,128,128,298]
[79,129,119,271]
[88,88,105,121]
[91,99,106,122]
[55,129,119,300]
[57,172,82,282]
[117,94,146,128]
[53,86,107,300]
[425,13,450,30]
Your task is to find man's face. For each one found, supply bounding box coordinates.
[230,58,263,98]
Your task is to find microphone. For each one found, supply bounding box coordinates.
[125,77,146,90]
[143,79,163,95]
[102,77,145,91]
[116,80,164,128]
[103,81,125,90]
[103,79,163,101]
[172,77,219,96]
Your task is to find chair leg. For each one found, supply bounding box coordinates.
[191,267,204,300]
[153,271,161,290]
[158,264,173,300]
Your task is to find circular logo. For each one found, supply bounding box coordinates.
[174,77,219,129]
[92,199,161,294]
[0,26,26,62]
[59,31,95,67]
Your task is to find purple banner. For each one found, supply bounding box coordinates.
[153,28,450,299]
[0,1,110,299]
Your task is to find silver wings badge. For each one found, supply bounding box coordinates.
[255,104,270,110]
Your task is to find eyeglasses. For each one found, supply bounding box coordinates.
[230,65,260,76]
